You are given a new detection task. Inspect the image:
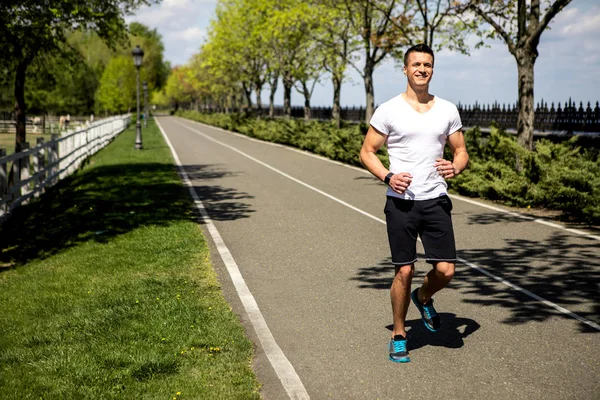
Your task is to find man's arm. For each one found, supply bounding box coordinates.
[434,130,469,179]
[359,126,389,181]
[360,126,412,194]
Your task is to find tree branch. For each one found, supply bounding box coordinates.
[531,0,572,45]
[469,4,516,55]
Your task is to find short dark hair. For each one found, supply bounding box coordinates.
[404,44,435,67]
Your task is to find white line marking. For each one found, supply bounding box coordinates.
[172,119,383,225]
[458,258,600,331]
[172,117,600,332]
[156,119,310,399]
[183,117,600,242]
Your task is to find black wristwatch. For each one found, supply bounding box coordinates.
[384,172,394,186]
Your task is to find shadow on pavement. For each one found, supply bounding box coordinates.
[0,163,255,269]
[350,256,435,290]
[458,231,600,333]
[468,210,600,234]
[183,164,255,222]
[353,231,600,333]
[467,212,533,225]
[386,313,481,350]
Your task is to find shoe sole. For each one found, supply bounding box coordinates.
[411,290,439,332]
[389,356,410,363]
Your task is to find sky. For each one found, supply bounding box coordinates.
[127,0,600,108]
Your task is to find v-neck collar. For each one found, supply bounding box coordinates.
[400,94,437,115]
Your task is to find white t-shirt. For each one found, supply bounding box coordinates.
[370,94,462,200]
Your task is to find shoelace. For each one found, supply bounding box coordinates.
[393,340,407,353]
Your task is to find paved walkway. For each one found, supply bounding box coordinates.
[157,116,600,400]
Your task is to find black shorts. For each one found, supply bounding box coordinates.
[384,195,456,265]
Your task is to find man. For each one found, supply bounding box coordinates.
[359,44,469,363]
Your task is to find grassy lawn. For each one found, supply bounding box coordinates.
[0,120,261,399]
[0,132,54,156]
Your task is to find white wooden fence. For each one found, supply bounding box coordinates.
[0,114,131,223]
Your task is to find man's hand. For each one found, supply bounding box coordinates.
[389,172,413,194]
[434,158,457,179]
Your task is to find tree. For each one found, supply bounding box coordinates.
[338,0,412,123]
[467,0,573,150]
[68,30,116,82]
[204,0,270,115]
[26,53,98,116]
[151,89,170,109]
[0,0,158,155]
[310,0,361,127]
[288,10,324,121]
[261,0,318,117]
[95,56,138,115]
[164,66,194,112]
[196,40,244,112]
[337,0,480,123]
[385,0,478,53]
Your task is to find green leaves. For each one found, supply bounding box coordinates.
[95,56,138,114]
[451,127,600,224]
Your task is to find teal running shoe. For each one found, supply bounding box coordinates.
[411,288,440,332]
[388,334,410,363]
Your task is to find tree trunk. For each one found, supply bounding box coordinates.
[8,59,31,186]
[225,94,231,114]
[332,74,342,128]
[515,47,537,151]
[269,88,276,118]
[283,72,293,117]
[254,85,263,118]
[302,82,311,121]
[242,82,252,116]
[363,59,375,123]
[267,73,278,118]
[14,60,30,154]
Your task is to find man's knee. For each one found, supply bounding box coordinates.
[394,264,414,280]
[435,262,455,281]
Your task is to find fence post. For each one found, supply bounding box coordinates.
[50,134,59,185]
[66,134,73,177]
[36,137,45,196]
[0,149,6,217]
[21,142,31,199]
[13,150,21,200]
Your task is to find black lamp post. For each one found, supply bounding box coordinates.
[132,45,144,149]
[142,81,148,127]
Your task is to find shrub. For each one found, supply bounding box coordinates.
[450,127,600,224]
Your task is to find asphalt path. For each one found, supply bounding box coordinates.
[156,116,600,400]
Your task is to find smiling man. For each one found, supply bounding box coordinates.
[359,43,469,363]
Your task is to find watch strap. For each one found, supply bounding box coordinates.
[384,172,394,185]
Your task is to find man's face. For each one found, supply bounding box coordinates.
[403,51,434,87]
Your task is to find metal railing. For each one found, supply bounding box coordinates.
[197,99,600,135]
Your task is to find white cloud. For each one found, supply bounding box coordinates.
[168,27,204,41]
[560,12,600,36]
[163,0,193,8]
[128,0,216,66]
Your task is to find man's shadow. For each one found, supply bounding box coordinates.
[386,313,480,350]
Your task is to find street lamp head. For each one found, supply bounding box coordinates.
[132,45,144,68]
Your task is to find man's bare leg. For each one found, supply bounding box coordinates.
[418,261,455,303]
[391,264,415,338]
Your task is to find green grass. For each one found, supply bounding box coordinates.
[0,120,261,399]
[0,132,53,156]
